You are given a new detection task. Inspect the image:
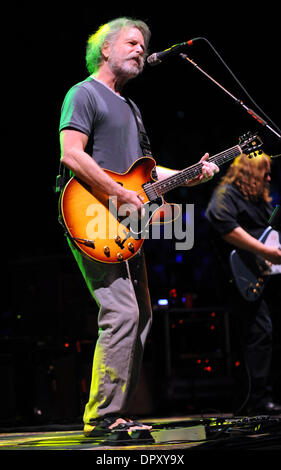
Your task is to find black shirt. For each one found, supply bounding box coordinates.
[205,182,273,297]
[206,183,273,240]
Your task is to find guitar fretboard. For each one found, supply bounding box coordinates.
[152,144,242,196]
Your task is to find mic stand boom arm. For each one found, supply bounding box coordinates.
[180,52,281,141]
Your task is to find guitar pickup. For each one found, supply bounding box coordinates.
[142,182,159,201]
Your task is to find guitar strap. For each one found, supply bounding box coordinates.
[125,98,152,156]
[55,160,67,194]
[125,98,157,181]
[268,204,281,231]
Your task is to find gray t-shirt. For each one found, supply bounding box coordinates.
[59,77,146,173]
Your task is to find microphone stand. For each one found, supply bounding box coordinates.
[180,48,281,230]
[180,53,281,141]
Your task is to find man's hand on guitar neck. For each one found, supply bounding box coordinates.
[186,153,219,186]
[156,153,219,186]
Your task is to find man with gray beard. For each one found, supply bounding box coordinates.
[58,17,217,437]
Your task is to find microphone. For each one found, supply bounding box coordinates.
[147,38,200,66]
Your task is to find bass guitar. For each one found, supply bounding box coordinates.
[59,132,262,263]
[230,227,281,301]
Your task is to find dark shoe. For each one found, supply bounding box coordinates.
[84,416,152,437]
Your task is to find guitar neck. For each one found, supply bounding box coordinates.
[152,144,242,196]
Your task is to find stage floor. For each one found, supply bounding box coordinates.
[1,414,281,452]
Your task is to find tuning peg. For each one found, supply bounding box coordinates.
[239,131,252,143]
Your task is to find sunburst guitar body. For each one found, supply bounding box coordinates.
[59,157,178,263]
[59,132,263,263]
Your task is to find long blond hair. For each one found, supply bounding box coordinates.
[218,152,272,202]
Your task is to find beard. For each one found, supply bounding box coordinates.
[108,50,144,79]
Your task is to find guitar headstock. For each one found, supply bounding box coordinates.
[239,132,263,157]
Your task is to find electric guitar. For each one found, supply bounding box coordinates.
[230,227,281,301]
[59,132,262,263]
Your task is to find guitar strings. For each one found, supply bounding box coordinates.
[152,145,241,195]
[135,144,243,200]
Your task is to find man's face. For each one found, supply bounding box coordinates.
[107,27,146,79]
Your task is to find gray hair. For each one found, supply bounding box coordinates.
[85,17,151,74]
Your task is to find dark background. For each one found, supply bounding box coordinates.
[2,3,281,425]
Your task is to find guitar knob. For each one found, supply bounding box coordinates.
[117,253,123,261]
[104,246,110,256]
[247,284,254,294]
[128,242,135,253]
[114,235,122,246]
